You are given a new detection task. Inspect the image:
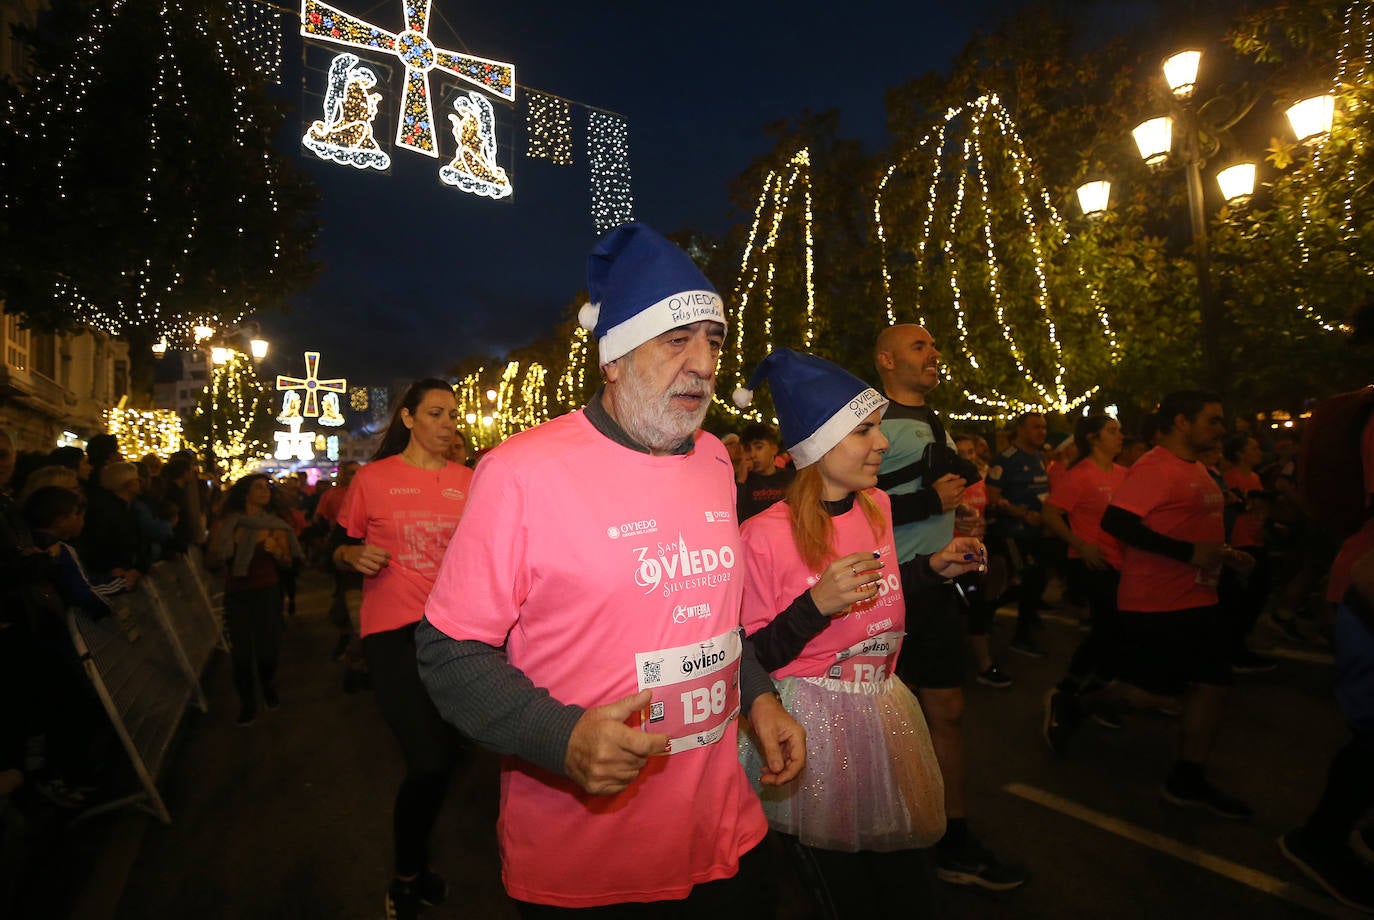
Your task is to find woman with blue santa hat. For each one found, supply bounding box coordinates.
[735,347,987,919]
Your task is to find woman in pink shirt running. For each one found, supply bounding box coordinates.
[333,378,473,920]
[735,349,985,919]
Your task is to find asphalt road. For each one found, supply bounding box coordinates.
[82,571,1363,920]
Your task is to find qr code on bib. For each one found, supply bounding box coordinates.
[642,659,662,685]
[649,701,665,723]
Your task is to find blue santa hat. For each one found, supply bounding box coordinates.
[578,222,726,364]
[732,348,888,469]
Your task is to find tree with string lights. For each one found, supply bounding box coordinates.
[184,350,273,483]
[0,0,319,363]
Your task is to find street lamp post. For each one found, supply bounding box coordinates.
[1146,50,1252,395]
[1081,48,1336,395]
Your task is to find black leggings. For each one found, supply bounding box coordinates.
[1301,732,1374,843]
[780,834,940,920]
[363,622,466,877]
[224,586,283,709]
[1060,562,1120,694]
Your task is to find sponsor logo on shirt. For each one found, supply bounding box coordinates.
[388,487,422,495]
[673,602,711,623]
[867,617,895,636]
[441,488,465,501]
[703,510,731,523]
[607,518,658,540]
[633,534,736,597]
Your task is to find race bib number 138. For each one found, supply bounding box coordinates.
[635,629,741,753]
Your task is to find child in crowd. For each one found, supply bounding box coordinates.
[737,421,796,522]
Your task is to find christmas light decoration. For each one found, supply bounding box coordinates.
[104,408,185,459]
[588,111,634,232]
[456,361,551,447]
[275,416,316,462]
[11,1,286,341]
[439,91,512,198]
[303,52,392,170]
[1290,0,1368,333]
[326,435,340,461]
[231,0,283,83]
[195,349,270,481]
[349,386,369,410]
[277,351,347,417]
[300,0,515,158]
[526,90,572,165]
[874,94,1113,418]
[556,324,593,410]
[278,390,303,421]
[319,392,346,426]
[370,386,389,426]
[717,148,816,421]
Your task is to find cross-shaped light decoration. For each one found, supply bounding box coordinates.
[277,351,347,418]
[300,0,515,158]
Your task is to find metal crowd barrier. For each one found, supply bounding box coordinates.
[66,554,225,825]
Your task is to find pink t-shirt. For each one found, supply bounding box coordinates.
[740,489,905,683]
[1109,447,1225,612]
[1224,467,1266,548]
[337,455,472,636]
[425,411,767,908]
[315,483,347,524]
[1047,461,1127,569]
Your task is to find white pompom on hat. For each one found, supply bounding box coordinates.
[739,348,888,469]
[584,222,726,365]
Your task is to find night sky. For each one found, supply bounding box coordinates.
[258,0,1156,387]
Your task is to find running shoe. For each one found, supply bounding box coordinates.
[976,665,1013,689]
[935,836,1028,890]
[1160,776,1253,820]
[1042,688,1082,755]
[416,869,448,907]
[236,705,256,727]
[1090,706,1123,730]
[1352,825,1374,866]
[262,686,280,711]
[1232,650,1278,675]
[386,878,420,920]
[1279,830,1374,913]
[1009,635,1046,658]
[1265,612,1307,643]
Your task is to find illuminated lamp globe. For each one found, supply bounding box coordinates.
[1132,117,1173,165]
[193,324,215,342]
[1076,180,1111,219]
[1286,95,1335,144]
[210,346,233,365]
[481,415,493,426]
[151,337,168,357]
[485,388,497,402]
[250,338,269,360]
[1216,163,1256,203]
[1162,50,1202,97]
[464,412,477,424]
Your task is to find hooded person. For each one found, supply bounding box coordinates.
[417,223,806,914]
[732,348,986,919]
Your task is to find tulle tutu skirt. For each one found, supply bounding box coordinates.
[740,674,945,852]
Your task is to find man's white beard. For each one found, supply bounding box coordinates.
[614,353,711,452]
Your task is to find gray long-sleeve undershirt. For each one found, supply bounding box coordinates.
[415,390,777,779]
